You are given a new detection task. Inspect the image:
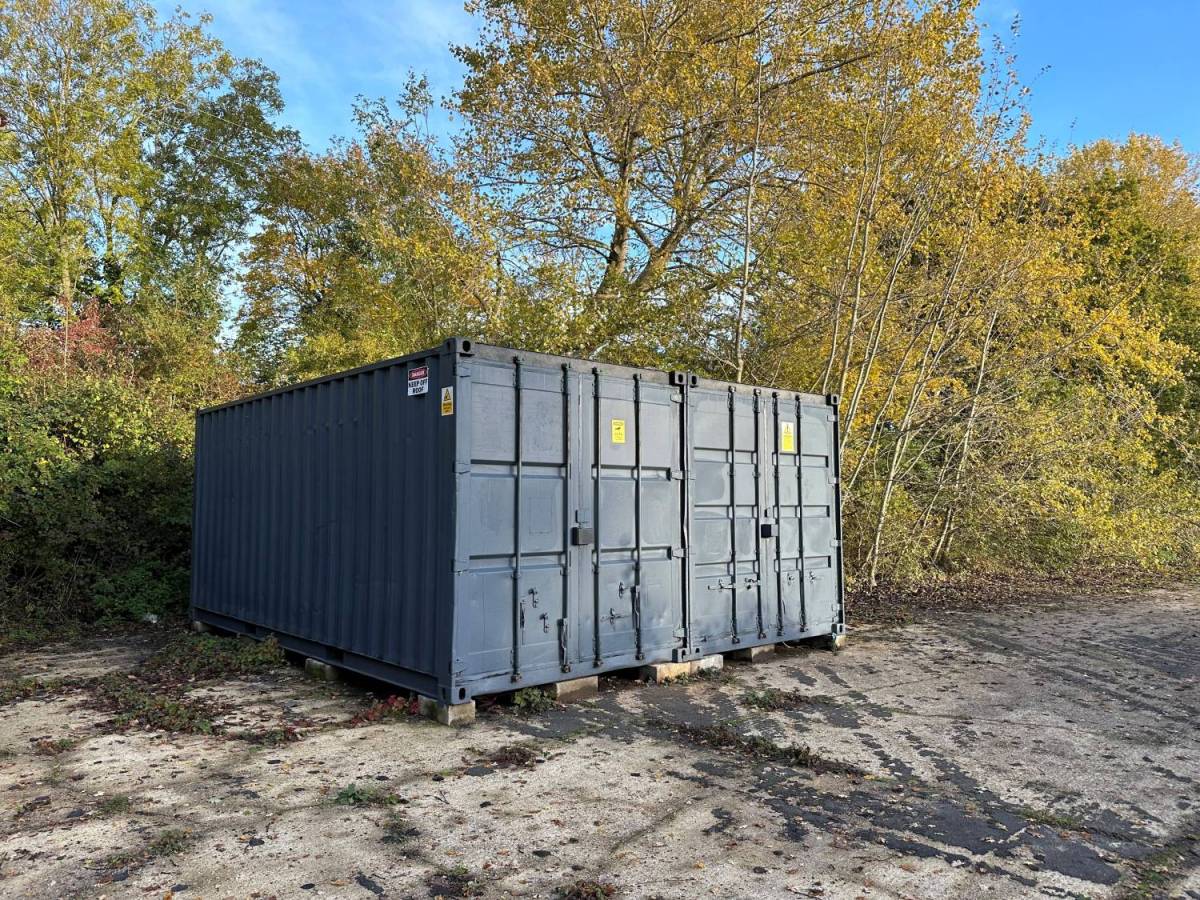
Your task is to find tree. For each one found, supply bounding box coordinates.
[235,88,493,384]
[453,0,886,363]
[0,0,292,639]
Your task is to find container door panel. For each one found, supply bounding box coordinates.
[516,564,565,673]
[577,374,684,663]
[687,388,763,648]
[459,358,571,682]
[460,570,515,676]
[800,404,840,629]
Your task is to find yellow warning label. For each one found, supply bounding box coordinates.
[781,421,796,453]
[440,386,455,416]
[611,418,626,444]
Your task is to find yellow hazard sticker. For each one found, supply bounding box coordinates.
[781,421,796,453]
[611,418,626,444]
[440,386,455,416]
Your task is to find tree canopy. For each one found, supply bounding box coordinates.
[2,0,1198,642]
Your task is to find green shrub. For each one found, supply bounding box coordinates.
[93,562,189,623]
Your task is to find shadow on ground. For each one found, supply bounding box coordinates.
[1,586,1197,899]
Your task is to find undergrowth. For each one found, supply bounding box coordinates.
[656,719,864,776]
[138,634,284,683]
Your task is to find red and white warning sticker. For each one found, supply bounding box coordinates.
[408,365,429,396]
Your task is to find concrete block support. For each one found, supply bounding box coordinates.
[304,658,340,682]
[727,644,776,663]
[547,675,598,703]
[190,620,212,635]
[824,633,848,651]
[418,696,476,726]
[638,653,724,684]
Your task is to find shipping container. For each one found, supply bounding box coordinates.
[191,338,844,705]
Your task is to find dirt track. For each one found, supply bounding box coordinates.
[1,586,1197,899]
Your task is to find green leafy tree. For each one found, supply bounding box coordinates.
[0,0,292,639]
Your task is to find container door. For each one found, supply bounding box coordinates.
[687,386,766,649]
[577,372,685,664]
[459,358,571,682]
[799,402,841,630]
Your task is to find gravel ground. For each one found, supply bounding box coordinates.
[1,585,1197,899]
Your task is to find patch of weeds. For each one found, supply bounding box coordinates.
[139,633,284,684]
[148,828,192,857]
[0,677,67,706]
[480,744,541,769]
[558,880,616,900]
[236,724,302,746]
[427,867,482,898]
[97,794,132,816]
[511,687,555,714]
[382,809,420,845]
[656,719,865,776]
[350,694,418,726]
[1020,805,1084,831]
[90,673,223,734]
[663,666,733,685]
[103,850,138,870]
[742,688,838,711]
[1121,842,1196,899]
[32,736,78,755]
[334,782,405,807]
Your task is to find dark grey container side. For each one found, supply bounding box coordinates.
[191,344,460,701]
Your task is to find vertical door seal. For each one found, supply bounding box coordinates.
[511,357,523,682]
[828,394,846,633]
[560,363,572,672]
[752,390,766,639]
[592,368,602,667]
[727,386,739,644]
[795,395,808,631]
[633,374,644,660]
[772,392,785,636]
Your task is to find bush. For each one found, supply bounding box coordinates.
[93,562,189,623]
[0,370,195,644]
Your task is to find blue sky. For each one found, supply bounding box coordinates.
[159,0,1198,155]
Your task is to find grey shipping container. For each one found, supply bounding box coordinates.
[191,338,845,705]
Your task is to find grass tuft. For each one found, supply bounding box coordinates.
[333,782,405,807]
[148,828,191,857]
[97,794,132,815]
